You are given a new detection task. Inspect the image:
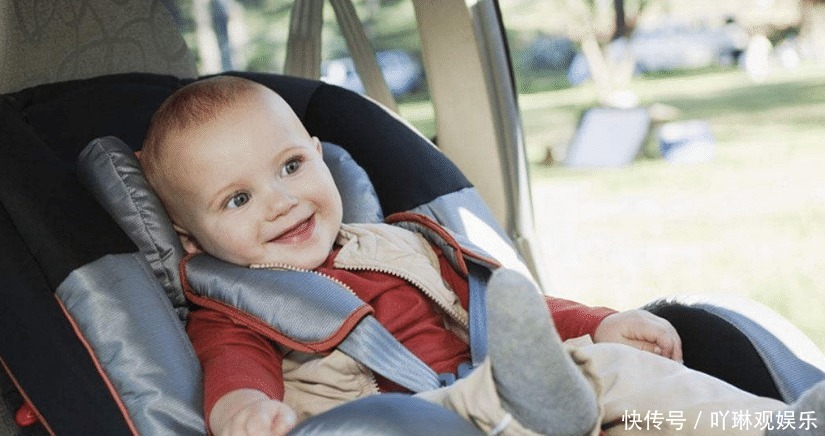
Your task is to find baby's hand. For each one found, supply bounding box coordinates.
[593,309,684,363]
[212,389,297,436]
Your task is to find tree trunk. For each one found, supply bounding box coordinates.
[613,0,627,40]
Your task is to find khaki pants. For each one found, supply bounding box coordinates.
[419,337,786,435]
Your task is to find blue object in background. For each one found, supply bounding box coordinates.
[659,120,715,164]
[564,107,651,168]
[322,50,424,97]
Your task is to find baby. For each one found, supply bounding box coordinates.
[141,75,823,435]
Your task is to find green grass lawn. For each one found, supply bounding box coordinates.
[522,66,825,352]
[402,65,825,352]
[401,63,825,350]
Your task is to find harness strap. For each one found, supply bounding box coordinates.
[432,261,490,387]
[467,261,491,368]
[386,213,501,384]
[184,253,442,392]
[339,316,440,393]
[184,217,499,391]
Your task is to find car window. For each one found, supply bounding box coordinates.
[499,1,825,349]
[167,0,435,139]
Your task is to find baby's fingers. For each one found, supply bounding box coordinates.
[624,338,663,356]
[268,404,297,436]
[229,400,295,436]
[646,321,683,363]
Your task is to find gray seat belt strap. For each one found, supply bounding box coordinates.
[187,254,441,393]
[339,316,441,393]
[284,0,398,111]
[328,0,398,112]
[284,0,324,79]
[339,258,493,391]
[467,262,490,368]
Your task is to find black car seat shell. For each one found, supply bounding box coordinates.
[0,70,499,434]
[2,0,825,434]
[3,69,824,435]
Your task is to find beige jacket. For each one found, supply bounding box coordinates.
[280,222,473,421]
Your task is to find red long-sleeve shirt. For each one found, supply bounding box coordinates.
[187,247,616,420]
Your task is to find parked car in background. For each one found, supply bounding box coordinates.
[568,22,747,85]
[322,49,424,97]
[630,23,742,73]
[522,34,577,72]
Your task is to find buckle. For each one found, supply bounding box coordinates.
[438,372,456,387]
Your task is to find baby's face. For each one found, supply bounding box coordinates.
[166,89,343,269]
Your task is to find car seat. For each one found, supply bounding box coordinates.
[0,68,500,434]
[1,0,824,434]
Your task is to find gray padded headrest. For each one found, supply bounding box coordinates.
[78,137,187,308]
[319,141,385,224]
[77,136,383,309]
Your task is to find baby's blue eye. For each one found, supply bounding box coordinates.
[226,192,250,209]
[281,157,302,176]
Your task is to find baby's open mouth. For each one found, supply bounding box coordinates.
[270,216,315,244]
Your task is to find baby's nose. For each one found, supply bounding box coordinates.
[263,185,298,221]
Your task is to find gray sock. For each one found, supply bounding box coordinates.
[486,268,599,435]
[767,379,825,436]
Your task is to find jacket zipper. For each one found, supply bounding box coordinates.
[252,261,469,328]
[250,262,357,296]
[337,262,470,329]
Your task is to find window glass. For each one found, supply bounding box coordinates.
[167,0,435,138]
[500,0,825,351]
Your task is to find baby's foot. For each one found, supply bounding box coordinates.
[767,379,825,436]
[486,268,598,435]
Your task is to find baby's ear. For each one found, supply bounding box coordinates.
[312,136,323,156]
[173,224,202,254]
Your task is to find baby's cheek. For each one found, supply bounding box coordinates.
[212,224,256,259]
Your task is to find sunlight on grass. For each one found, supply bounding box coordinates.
[523,66,825,351]
[398,101,436,139]
[398,66,825,351]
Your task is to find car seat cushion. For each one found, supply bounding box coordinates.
[78,136,187,309]
[76,136,384,311]
[56,252,206,434]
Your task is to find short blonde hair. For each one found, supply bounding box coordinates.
[140,75,267,193]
